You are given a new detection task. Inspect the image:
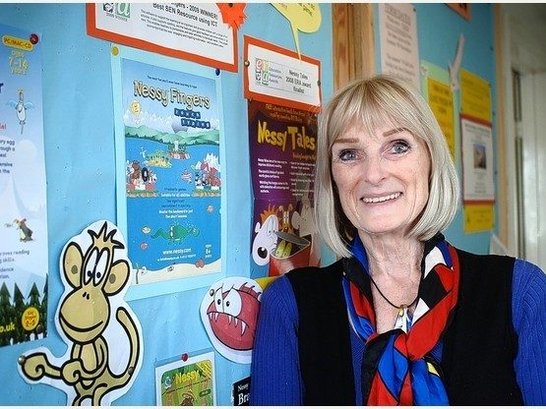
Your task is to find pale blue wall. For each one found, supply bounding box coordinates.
[0,3,496,405]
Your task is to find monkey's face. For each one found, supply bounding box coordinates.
[59,284,110,343]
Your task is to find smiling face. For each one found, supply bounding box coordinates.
[331,125,431,240]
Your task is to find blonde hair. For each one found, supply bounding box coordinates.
[314,75,460,258]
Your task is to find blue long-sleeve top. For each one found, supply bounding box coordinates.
[250,258,546,405]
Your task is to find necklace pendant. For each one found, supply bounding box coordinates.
[394,305,409,332]
[398,305,406,317]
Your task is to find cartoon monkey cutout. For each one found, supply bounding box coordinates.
[18,220,143,405]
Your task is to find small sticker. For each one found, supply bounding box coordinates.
[21,307,39,331]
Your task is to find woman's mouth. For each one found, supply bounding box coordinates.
[361,192,401,204]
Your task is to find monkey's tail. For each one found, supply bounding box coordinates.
[113,307,141,387]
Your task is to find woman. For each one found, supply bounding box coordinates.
[250,75,546,405]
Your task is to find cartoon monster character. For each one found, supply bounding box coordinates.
[200,278,262,364]
[251,213,279,266]
[18,221,142,405]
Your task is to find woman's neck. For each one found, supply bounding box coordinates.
[358,232,424,279]
[358,232,424,333]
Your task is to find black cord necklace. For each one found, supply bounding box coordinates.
[369,274,420,317]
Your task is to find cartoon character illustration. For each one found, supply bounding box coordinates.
[192,154,221,193]
[18,221,142,405]
[169,140,190,160]
[181,169,193,183]
[291,192,321,266]
[200,277,262,364]
[145,150,172,168]
[180,391,195,406]
[7,90,33,134]
[204,166,221,190]
[126,160,157,194]
[10,218,33,241]
[127,160,145,190]
[277,204,294,233]
[151,224,200,243]
[139,147,147,161]
[130,100,142,124]
[251,213,279,266]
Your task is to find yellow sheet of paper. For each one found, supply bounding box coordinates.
[427,77,455,160]
[464,203,494,233]
[460,69,492,123]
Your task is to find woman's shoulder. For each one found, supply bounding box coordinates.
[513,257,546,277]
[452,247,517,281]
[452,246,545,279]
[453,246,515,263]
[283,258,346,288]
[258,275,298,323]
[257,262,347,328]
[285,258,345,276]
[512,258,546,305]
[255,260,348,310]
[451,247,546,282]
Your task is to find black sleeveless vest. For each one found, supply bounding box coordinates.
[286,248,523,405]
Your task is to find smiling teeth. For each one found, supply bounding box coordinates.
[362,192,401,204]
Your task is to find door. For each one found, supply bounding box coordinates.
[520,72,546,269]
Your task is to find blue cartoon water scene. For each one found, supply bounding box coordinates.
[120,58,221,284]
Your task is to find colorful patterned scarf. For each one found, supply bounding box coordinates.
[342,235,460,405]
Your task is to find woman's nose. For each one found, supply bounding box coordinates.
[362,155,386,185]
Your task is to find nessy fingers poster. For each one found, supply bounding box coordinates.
[112,46,222,294]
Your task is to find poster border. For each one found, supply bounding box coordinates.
[87,3,238,73]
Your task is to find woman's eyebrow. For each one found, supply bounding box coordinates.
[382,127,409,137]
[332,137,359,145]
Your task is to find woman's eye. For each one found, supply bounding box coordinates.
[391,141,410,154]
[337,149,357,161]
